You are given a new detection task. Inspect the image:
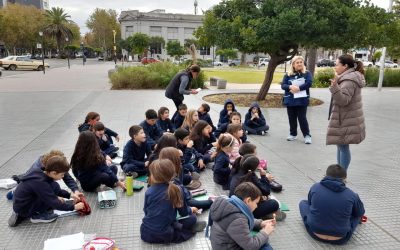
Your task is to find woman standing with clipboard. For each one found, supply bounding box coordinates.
[281,56,313,144]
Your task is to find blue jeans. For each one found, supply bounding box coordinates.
[337,145,351,170]
[260,244,273,250]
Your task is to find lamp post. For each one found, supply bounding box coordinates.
[38,31,45,74]
[80,42,85,66]
[65,37,70,69]
[112,29,117,65]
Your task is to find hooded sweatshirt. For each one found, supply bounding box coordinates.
[218,99,237,126]
[244,102,267,129]
[306,176,365,237]
[13,168,74,217]
[209,197,269,250]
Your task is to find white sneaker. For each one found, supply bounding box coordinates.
[305,135,312,144]
[286,135,297,141]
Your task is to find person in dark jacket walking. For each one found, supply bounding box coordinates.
[165,65,201,121]
[9,155,85,227]
[218,99,237,127]
[281,56,312,144]
[243,102,269,135]
[299,164,365,245]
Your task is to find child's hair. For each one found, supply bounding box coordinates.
[152,134,177,157]
[41,150,65,166]
[234,182,262,201]
[145,109,158,120]
[190,120,210,141]
[181,109,198,130]
[230,111,241,121]
[44,155,70,173]
[84,112,100,123]
[238,154,260,183]
[239,143,256,156]
[70,131,105,171]
[201,103,210,113]
[159,147,182,175]
[149,159,183,208]
[178,103,188,111]
[326,164,347,179]
[92,121,105,132]
[174,128,190,141]
[216,133,234,153]
[227,123,242,140]
[158,107,169,119]
[129,125,143,139]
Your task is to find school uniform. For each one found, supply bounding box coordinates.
[140,183,196,244]
[148,153,192,186]
[229,171,279,219]
[78,123,119,144]
[174,176,213,211]
[72,162,118,192]
[173,114,185,130]
[13,168,74,218]
[96,135,118,155]
[198,111,216,131]
[214,122,247,142]
[120,140,151,176]
[193,134,216,164]
[139,120,163,149]
[157,118,175,133]
[243,102,269,135]
[178,143,204,173]
[218,99,237,127]
[213,152,231,189]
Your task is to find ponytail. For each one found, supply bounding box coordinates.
[237,154,260,184]
[167,182,183,208]
[354,60,365,75]
[230,156,242,176]
[338,54,365,75]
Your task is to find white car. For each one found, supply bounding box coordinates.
[361,60,373,67]
[376,60,398,68]
[0,56,50,71]
[258,57,270,67]
[213,61,223,66]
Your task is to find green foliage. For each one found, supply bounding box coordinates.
[127,33,150,55]
[365,68,400,87]
[183,59,213,68]
[110,62,205,89]
[216,49,238,59]
[184,39,199,48]
[86,8,120,51]
[313,68,335,88]
[373,51,382,61]
[166,41,186,58]
[64,45,80,51]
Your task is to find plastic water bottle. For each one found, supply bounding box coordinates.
[126,173,133,196]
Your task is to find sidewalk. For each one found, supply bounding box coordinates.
[0,63,399,249]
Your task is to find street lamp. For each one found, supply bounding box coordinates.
[112,29,117,65]
[65,37,70,69]
[38,31,45,74]
[80,41,85,66]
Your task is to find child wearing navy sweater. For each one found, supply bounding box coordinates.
[181,109,199,132]
[213,133,234,190]
[71,131,126,192]
[190,120,217,165]
[299,164,365,245]
[157,107,175,133]
[175,128,204,173]
[120,125,152,176]
[214,111,247,143]
[92,122,119,158]
[140,109,164,150]
[9,155,85,227]
[198,103,216,131]
[173,103,188,129]
[78,111,120,144]
[141,159,205,243]
[243,102,269,135]
[218,99,237,127]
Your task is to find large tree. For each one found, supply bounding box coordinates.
[126,33,150,58]
[86,8,120,56]
[197,0,391,100]
[43,7,74,54]
[166,40,186,59]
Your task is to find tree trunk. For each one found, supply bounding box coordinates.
[240,53,246,66]
[307,48,317,77]
[256,57,280,101]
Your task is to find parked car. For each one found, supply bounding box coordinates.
[213,61,223,66]
[317,59,335,67]
[228,59,241,66]
[258,57,270,67]
[361,60,373,67]
[0,56,50,71]
[376,60,398,68]
[141,57,160,64]
[98,56,104,61]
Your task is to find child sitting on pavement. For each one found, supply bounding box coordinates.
[218,99,237,127]
[198,103,216,131]
[157,107,175,133]
[175,128,205,173]
[173,104,188,129]
[243,102,269,135]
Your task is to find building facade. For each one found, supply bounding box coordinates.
[1,0,49,9]
[119,9,214,61]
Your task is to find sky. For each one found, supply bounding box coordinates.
[50,0,390,34]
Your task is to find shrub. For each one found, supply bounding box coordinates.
[183,59,212,68]
[365,68,400,87]
[110,62,205,89]
[313,68,334,88]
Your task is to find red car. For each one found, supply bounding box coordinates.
[141,57,160,64]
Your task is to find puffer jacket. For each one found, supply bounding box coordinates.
[326,68,366,145]
[209,197,269,250]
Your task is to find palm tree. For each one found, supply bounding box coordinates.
[43,7,74,55]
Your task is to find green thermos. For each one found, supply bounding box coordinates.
[126,173,133,196]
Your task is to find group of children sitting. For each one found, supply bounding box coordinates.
[7,101,365,248]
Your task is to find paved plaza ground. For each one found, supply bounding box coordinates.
[0,62,399,249]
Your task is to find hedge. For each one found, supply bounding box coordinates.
[313,68,334,88]
[110,62,205,89]
[365,68,400,87]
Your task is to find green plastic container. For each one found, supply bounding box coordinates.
[126,174,133,196]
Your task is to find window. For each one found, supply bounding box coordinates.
[150,26,162,33]
[184,28,195,35]
[125,26,134,32]
[200,47,211,56]
[167,27,178,33]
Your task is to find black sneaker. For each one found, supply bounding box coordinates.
[30,212,58,224]
[8,211,23,227]
[191,221,207,233]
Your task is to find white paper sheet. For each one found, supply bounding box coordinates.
[43,232,85,250]
[291,78,307,98]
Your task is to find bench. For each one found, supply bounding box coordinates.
[210,77,227,89]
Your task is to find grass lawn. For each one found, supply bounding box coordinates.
[203,68,285,84]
